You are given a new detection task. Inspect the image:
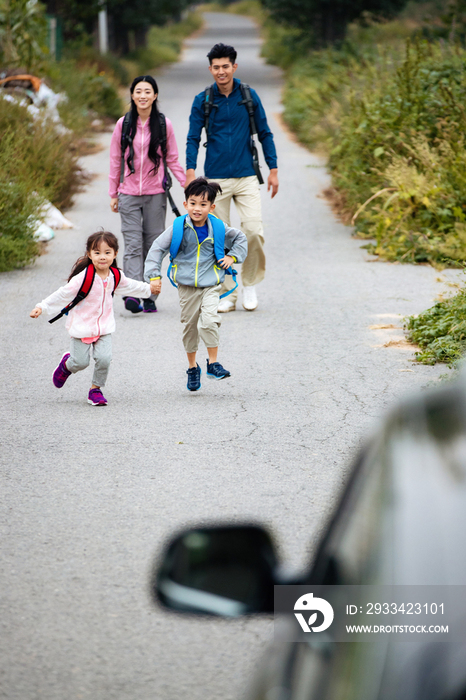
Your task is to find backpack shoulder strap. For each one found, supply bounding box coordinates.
[203,85,217,147]
[208,214,226,263]
[170,215,187,260]
[167,215,187,288]
[49,264,96,324]
[110,265,121,296]
[239,82,257,136]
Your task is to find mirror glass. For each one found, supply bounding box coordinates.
[153,524,278,616]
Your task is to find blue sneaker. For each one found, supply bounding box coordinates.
[186,364,201,391]
[206,360,231,380]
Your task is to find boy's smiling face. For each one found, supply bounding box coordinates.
[184,193,215,227]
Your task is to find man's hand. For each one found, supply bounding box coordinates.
[267,169,279,198]
[30,307,42,318]
[218,255,234,270]
[110,197,118,213]
[185,169,196,188]
[150,279,162,295]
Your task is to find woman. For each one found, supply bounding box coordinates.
[109,75,185,313]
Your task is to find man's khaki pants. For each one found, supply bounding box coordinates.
[213,176,265,305]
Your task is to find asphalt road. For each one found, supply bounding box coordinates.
[0,12,460,700]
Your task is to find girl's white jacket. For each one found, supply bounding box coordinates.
[37,268,151,338]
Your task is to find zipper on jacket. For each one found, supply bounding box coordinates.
[140,123,144,195]
[96,276,106,336]
[195,237,214,287]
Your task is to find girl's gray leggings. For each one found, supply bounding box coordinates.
[66,335,112,387]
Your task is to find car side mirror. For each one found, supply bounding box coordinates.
[151,524,279,616]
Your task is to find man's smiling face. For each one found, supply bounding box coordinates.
[209,56,238,89]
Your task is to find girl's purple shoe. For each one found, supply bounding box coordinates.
[53,353,71,388]
[88,388,107,406]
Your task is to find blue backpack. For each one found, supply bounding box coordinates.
[167,214,237,299]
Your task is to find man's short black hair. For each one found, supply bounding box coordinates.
[184,177,222,203]
[207,43,237,65]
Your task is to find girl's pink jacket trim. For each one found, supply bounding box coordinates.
[37,269,151,338]
[109,114,186,198]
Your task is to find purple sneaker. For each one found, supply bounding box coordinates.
[88,388,108,406]
[53,353,71,388]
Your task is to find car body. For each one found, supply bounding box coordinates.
[152,373,466,700]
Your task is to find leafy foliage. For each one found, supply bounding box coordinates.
[0,0,47,70]
[405,284,466,365]
[279,38,466,266]
[261,0,409,44]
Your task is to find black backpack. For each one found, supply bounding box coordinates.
[120,111,180,217]
[203,82,264,185]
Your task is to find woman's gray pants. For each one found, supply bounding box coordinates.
[66,335,112,387]
[118,193,166,298]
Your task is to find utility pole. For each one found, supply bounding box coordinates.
[98,2,108,54]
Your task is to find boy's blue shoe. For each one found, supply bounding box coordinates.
[186,364,201,391]
[206,360,231,380]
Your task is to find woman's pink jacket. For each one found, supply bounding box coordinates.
[109,114,186,198]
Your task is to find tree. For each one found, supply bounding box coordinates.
[261,0,409,45]
[44,0,189,52]
[108,0,188,54]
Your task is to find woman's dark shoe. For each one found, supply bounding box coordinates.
[124,297,142,313]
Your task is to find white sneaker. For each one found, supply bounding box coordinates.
[242,285,258,311]
[218,298,236,313]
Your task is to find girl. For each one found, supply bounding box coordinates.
[109,75,186,314]
[30,231,157,406]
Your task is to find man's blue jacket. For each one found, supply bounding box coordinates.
[186,78,278,179]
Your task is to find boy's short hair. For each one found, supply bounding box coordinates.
[207,43,237,65]
[184,177,222,203]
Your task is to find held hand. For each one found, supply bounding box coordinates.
[150,280,162,294]
[185,169,196,187]
[110,197,118,213]
[30,307,42,318]
[267,169,279,199]
[218,255,234,270]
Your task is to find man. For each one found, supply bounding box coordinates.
[185,42,279,312]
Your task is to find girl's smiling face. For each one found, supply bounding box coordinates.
[132,81,157,113]
[88,241,116,276]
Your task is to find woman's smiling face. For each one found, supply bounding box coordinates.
[132,81,157,112]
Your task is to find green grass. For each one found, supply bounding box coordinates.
[405,283,466,365]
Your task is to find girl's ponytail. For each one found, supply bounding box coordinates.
[68,255,91,282]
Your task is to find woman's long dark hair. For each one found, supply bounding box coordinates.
[68,231,119,281]
[129,75,164,176]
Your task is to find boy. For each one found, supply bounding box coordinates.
[144,177,248,391]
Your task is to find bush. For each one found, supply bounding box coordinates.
[46,58,123,129]
[0,178,40,272]
[279,38,466,267]
[0,95,82,271]
[0,99,82,209]
[405,284,466,365]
